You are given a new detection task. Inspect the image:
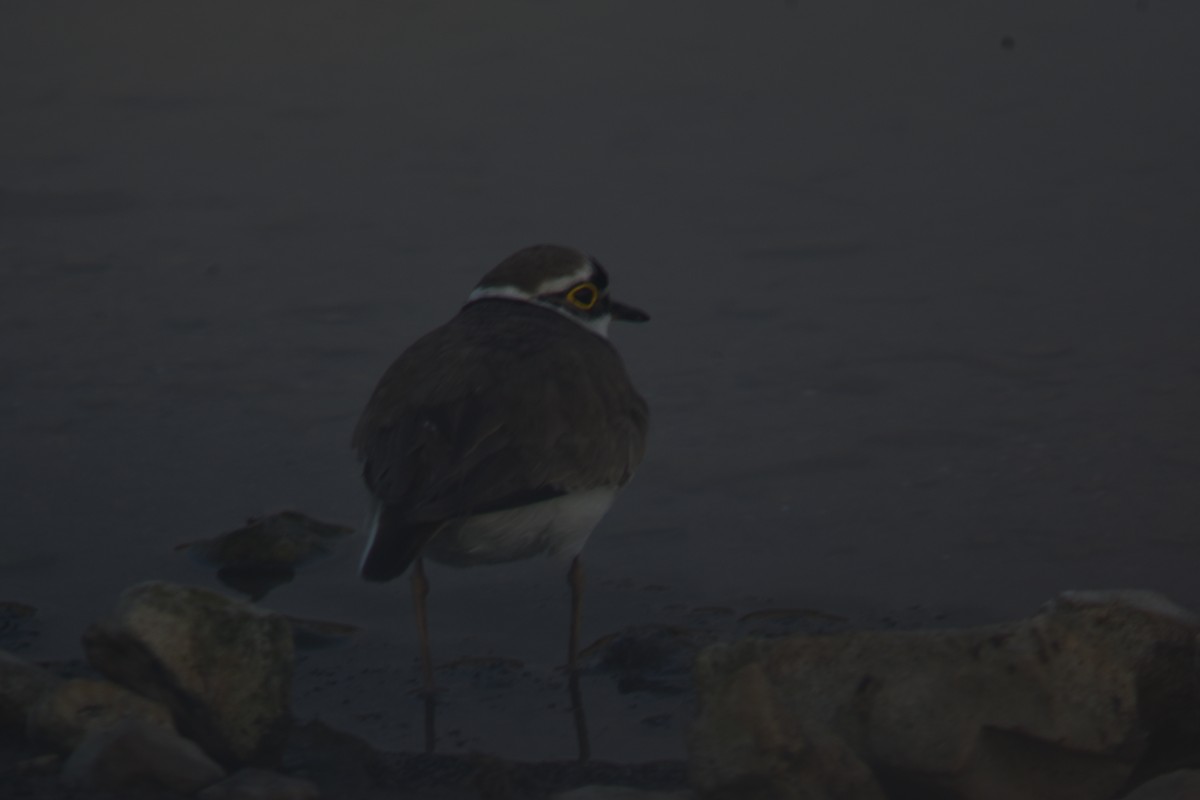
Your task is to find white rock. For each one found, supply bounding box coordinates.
[61,718,225,793]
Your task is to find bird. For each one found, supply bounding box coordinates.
[352,244,649,754]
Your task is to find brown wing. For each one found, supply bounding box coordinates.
[353,300,648,528]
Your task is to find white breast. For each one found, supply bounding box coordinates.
[424,487,618,567]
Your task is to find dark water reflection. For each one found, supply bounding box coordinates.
[3,0,1200,762]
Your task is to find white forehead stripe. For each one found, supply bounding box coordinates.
[529,261,594,296]
[466,260,593,305]
[467,285,533,304]
[465,285,612,339]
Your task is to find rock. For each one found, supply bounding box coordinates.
[1121,770,1200,799]
[282,719,690,797]
[197,767,320,799]
[1050,590,1199,625]
[281,719,394,797]
[61,718,226,793]
[0,648,60,735]
[181,511,353,571]
[689,590,1200,800]
[553,787,696,799]
[177,512,352,601]
[83,581,294,767]
[27,677,174,751]
[690,659,885,800]
[582,625,716,695]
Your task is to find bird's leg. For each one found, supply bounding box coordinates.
[567,556,590,762]
[411,556,435,693]
[410,557,436,754]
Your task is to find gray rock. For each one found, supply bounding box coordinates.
[554,787,696,799]
[178,513,356,601]
[690,659,886,800]
[0,648,61,735]
[181,511,353,570]
[197,767,321,799]
[581,624,716,695]
[61,718,225,793]
[690,591,1200,800]
[1121,770,1200,799]
[83,581,294,767]
[27,676,174,751]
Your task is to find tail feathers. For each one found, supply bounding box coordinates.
[359,501,444,582]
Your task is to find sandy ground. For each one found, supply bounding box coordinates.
[3,0,1200,779]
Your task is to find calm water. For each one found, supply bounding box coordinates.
[3,1,1199,761]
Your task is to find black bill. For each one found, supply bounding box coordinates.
[610,300,650,323]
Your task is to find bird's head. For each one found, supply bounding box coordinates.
[466,244,649,337]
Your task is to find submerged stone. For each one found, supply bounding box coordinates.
[176,512,353,600]
[180,510,354,571]
[581,625,716,695]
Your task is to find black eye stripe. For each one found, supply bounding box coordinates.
[588,258,610,291]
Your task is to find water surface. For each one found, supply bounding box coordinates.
[2,0,1199,761]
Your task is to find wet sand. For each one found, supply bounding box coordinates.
[3,0,1200,769]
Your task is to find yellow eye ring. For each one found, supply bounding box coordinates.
[566,282,600,310]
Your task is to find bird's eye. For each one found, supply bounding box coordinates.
[566,282,599,310]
